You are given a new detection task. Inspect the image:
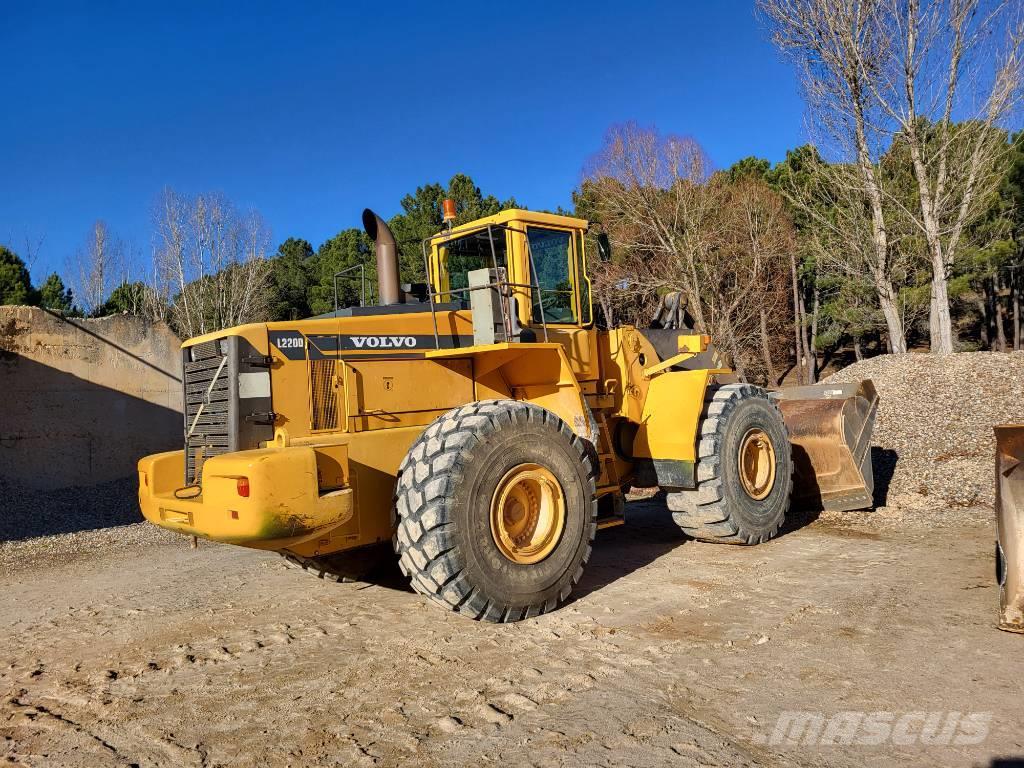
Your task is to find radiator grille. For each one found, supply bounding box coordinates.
[310,359,339,430]
[184,340,232,483]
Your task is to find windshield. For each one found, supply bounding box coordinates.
[439,228,507,306]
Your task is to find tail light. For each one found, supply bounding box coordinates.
[237,477,250,497]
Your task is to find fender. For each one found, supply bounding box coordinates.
[631,368,716,489]
[426,342,596,445]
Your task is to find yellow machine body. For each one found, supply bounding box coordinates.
[995,425,1024,633]
[138,208,872,559]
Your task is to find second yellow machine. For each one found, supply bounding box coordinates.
[139,207,877,622]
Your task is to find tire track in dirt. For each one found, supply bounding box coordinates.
[2,506,1019,767]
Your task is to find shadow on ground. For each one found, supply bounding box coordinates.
[287,498,690,601]
[571,495,686,601]
[871,446,898,507]
[319,491,829,602]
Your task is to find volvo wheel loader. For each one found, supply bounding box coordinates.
[138,206,878,622]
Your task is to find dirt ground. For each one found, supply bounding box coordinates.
[1,499,1020,768]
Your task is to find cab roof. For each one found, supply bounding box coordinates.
[430,209,589,242]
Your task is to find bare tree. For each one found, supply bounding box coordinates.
[151,188,272,337]
[870,0,1024,353]
[775,153,925,358]
[722,177,795,383]
[760,0,910,352]
[68,220,132,315]
[583,123,793,384]
[762,0,1024,354]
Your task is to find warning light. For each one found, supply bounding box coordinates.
[236,477,250,497]
[442,198,457,223]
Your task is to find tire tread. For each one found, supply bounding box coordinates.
[393,400,598,622]
[667,384,793,545]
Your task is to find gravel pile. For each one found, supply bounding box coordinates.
[824,351,1024,510]
[0,520,178,576]
[0,476,143,542]
[0,476,181,574]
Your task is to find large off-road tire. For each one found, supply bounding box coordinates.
[667,383,793,545]
[280,543,391,583]
[394,400,598,622]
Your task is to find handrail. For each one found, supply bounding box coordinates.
[332,264,373,314]
[333,264,371,367]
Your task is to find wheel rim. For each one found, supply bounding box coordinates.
[490,463,566,565]
[738,428,777,500]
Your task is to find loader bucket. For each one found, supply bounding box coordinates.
[994,425,1024,633]
[774,380,879,512]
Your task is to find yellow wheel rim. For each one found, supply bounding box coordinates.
[490,463,566,565]
[738,428,777,501]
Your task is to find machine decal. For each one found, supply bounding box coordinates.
[268,331,307,360]
[350,335,417,349]
[270,330,474,360]
[322,334,474,352]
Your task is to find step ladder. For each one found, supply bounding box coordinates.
[593,411,626,530]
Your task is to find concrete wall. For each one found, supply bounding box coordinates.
[0,306,183,490]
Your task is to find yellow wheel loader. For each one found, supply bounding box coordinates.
[138,207,877,621]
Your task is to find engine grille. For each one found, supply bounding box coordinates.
[310,359,339,430]
[184,339,232,484]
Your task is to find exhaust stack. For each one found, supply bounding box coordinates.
[362,208,402,306]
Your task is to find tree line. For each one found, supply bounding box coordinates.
[0,174,518,331]
[582,0,1024,383]
[2,1,1021,386]
[581,121,1024,385]
[1,127,1021,388]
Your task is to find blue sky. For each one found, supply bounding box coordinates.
[1,0,804,282]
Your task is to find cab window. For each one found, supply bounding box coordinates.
[527,227,577,323]
[440,229,507,306]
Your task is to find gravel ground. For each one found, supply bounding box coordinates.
[1,352,1019,766]
[824,351,1024,509]
[2,502,1018,768]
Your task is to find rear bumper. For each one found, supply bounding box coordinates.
[137,447,353,550]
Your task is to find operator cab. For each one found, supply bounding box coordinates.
[426,209,594,332]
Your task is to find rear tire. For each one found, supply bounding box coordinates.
[394,400,598,622]
[280,544,390,583]
[667,383,792,544]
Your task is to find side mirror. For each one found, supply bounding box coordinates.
[596,232,612,262]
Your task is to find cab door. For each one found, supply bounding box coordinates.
[516,224,598,382]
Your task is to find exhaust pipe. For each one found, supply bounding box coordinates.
[362,208,402,306]
[995,425,1024,633]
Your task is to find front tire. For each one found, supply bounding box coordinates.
[667,383,793,544]
[394,400,598,622]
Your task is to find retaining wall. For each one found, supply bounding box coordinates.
[0,306,183,490]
